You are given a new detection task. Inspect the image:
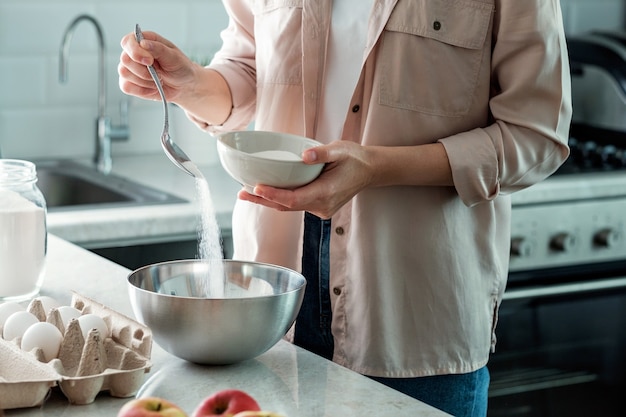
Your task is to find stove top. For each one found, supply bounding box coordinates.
[557,124,626,174]
[556,136,626,175]
[512,126,626,206]
[509,126,626,273]
[511,170,626,206]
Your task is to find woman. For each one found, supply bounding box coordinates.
[119,1,571,415]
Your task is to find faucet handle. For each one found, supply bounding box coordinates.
[119,99,129,127]
[110,99,130,142]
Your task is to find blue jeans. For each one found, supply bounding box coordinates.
[293,213,489,417]
[293,212,334,360]
[370,367,490,417]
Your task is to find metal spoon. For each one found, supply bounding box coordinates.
[134,24,204,179]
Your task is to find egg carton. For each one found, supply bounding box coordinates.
[0,292,152,409]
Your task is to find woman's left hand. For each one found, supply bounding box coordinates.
[238,141,374,219]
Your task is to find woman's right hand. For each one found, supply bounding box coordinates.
[118,30,232,127]
[118,30,198,104]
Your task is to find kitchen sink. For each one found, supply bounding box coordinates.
[34,159,186,211]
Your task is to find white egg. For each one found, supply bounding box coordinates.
[3,311,39,341]
[57,306,82,329]
[78,314,108,340]
[35,296,62,314]
[21,322,63,362]
[0,302,26,328]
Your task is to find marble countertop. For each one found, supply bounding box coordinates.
[3,235,450,417]
[46,153,241,248]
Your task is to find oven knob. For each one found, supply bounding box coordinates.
[594,228,622,248]
[510,237,533,257]
[550,232,576,252]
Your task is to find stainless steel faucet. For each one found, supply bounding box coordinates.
[59,14,128,174]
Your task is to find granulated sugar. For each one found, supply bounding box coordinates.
[251,150,301,161]
[195,177,225,298]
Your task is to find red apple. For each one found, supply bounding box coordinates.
[192,389,261,417]
[233,412,284,417]
[117,397,188,417]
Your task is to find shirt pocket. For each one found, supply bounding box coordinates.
[252,0,303,86]
[378,0,494,117]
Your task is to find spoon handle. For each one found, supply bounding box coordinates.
[134,24,169,129]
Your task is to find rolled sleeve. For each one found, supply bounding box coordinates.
[195,0,258,133]
[205,60,257,133]
[440,0,571,207]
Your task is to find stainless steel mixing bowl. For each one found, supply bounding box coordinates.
[127,259,306,365]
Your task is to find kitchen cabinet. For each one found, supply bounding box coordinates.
[91,231,233,270]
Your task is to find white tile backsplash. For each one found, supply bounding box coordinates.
[0,0,623,163]
[0,57,47,107]
[0,0,227,164]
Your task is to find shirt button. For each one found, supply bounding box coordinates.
[335,227,344,235]
[433,21,442,31]
[333,287,342,296]
[352,104,360,113]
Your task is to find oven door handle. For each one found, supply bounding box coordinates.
[503,277,626,300]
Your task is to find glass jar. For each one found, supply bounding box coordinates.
[0,159,47,301]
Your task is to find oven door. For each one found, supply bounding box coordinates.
[488,263,626,417]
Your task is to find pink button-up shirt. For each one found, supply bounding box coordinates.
[204,0,571,377]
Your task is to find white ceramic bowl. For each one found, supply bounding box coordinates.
[216,131,324,191]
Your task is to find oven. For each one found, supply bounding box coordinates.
[488,158,626,416]
[487,31,626,415]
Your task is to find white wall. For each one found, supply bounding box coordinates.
[561,0,625,35]
[0,0,623,164]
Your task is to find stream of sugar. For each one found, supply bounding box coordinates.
[195,177,225,298]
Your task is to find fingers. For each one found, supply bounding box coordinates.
[118,51,154,84]
[117,74,159,100]
[118,31,164,100]
[238,184,336,219]
[237,189,292,212]
[134,29,177,49]
[118,32,154,86]
[252,185,301,208]
[120,32,154,66]
[302,142,345,165]
[302,147,319,164]
[117,55,158,98]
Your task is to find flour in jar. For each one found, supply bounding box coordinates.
[0,190,46,299]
